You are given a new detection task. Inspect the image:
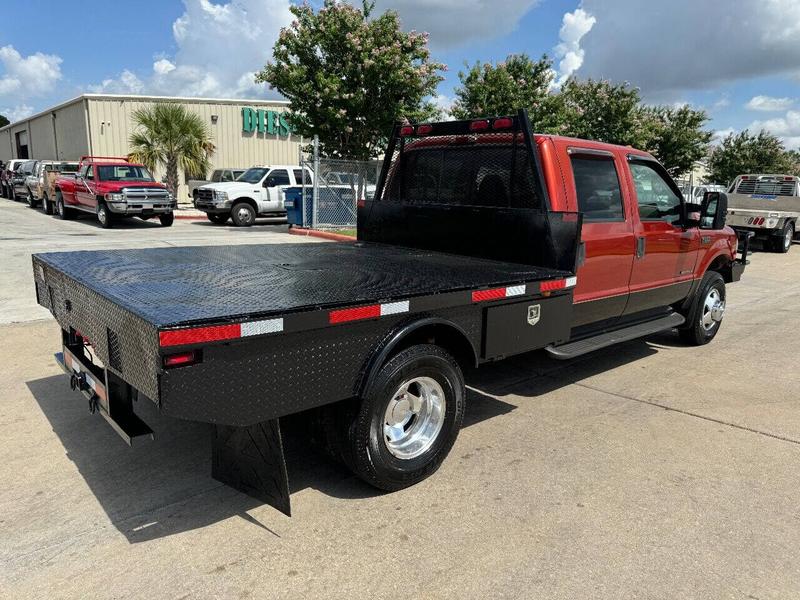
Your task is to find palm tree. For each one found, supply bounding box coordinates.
[128,103,215,199]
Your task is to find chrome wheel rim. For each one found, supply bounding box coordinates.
[236,207,252,224]
[98,207,107,224]
[383,376,446,460]
[701,288,725,331]
[785,227,793,251]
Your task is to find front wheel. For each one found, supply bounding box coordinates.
[42,193,53,215]
[27,190,38,208]
[55,193,73,220]
[159,212,174,227]
[339,344,465,491]
[97,203,114,228]
[231,202,256,227]
[680,272,726,346]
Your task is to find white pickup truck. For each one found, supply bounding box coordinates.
[726,174,800,253]
[194,165,311,226]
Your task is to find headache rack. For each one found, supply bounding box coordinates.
[358,109,582,273]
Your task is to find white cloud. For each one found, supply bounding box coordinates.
[0,45,62,100]
[89,0,293,99]
[712,127,735,143]
[431,93,454,120]
[0,104,35,121]
[712,95,731,111]
[745,95,795,112]
[376,0,540,49]
[748,110,800,149]
[577,0,800,94]
[553,8,596,87]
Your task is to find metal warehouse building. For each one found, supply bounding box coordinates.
[0,94,303,201]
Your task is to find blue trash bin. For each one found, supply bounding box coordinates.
[283,187,308,226]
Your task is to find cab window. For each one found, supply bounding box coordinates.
[220,170,234,182]
[569,155,624,221]
[630,161,682,225]
[265,169,291,186]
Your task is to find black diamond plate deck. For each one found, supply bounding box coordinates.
[34,242,569,328]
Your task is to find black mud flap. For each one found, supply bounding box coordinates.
[211,419,291,516]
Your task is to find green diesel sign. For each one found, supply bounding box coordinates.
[242,107,293,136]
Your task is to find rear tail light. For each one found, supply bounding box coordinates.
[163,350,200,368]
[492,117,513,130]
[416,124,433,135]
[740,176,749,180]
[399,125,415,136]
[785,177,794,181]
[469,120,490,132]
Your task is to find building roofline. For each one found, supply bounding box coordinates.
[0,93,290,133]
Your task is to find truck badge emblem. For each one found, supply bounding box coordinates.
[527,304,541,326]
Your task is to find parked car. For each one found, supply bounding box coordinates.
[0,159,25,199]
[54,156,175,228]
[25,160,80,213]
[187,168,246,200]
[726,174,799,253]
[10,160,36,201]
[194,165,311,226]
[32,111,747,516]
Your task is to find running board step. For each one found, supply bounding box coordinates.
[545,312,685,360]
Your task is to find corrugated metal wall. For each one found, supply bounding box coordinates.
[87,97,302,201]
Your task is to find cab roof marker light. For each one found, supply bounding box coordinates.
[399,125,415,136]
[416,124,433,135]
[469,120,490,132]
[492,117,513,130]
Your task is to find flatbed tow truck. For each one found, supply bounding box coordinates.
[32,112,748,515]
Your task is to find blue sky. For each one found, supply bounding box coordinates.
[2,0,800,147]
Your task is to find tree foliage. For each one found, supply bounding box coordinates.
[0,114,9,128]
[127,103,215,199]
[707,130,799,185]
[451,54,554,120]
[640,105,712,178]
[257,0,444,160]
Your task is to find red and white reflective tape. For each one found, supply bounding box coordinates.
[159,317,283,347]
[329,300,410,324]
[539,276,577,292]
[471,284,526,302]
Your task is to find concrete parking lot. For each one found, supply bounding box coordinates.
[1,197,799,599]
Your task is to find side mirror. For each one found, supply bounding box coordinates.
[700,191,728,230]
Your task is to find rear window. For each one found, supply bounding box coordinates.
[386,144,540,209]
[569,155,624,222]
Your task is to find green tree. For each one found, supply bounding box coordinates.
[641,105,712,177]
[451,54,554,120]
[556,78,651,147]
[257,0,444,160]
[127,103,215,199]
[706,130,798,185]
[0,114,9,128]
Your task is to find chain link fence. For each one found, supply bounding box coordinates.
[299,157,381,229]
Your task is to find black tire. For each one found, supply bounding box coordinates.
[207,213,229,225]
[42,193,53,215]
[97,203,114,228]
[55,192,73,220]
[8,186,15,201]
[159,212,175,227]
[27,189,38,208]
[231,202,256,227]
[775,222,794,253]
[679,271,726,346]
[337,344,465,491]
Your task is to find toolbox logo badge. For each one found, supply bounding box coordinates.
[527,304,541,326]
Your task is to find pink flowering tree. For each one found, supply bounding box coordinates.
[257,1,444,160]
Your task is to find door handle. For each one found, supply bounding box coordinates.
[636,236,646,259]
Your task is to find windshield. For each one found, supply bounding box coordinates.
[96,165,154,182]
[238,167,268,184]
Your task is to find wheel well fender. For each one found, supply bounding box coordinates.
[231,197,257,212]
[358,317,478,398]
[706,252,734,283]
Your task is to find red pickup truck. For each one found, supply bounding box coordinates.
[33,112,748,516]
[54,156,175,228]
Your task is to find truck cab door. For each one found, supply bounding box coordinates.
[261,169,291,211]
[75,165,96,209]
[564,147,635,329]
[623,157,700,315]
